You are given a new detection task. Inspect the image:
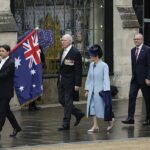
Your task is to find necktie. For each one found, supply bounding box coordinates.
[135,47,139,61]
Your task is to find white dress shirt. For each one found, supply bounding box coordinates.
[61,45,72,63]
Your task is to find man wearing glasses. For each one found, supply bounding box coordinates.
[122,33,150,126]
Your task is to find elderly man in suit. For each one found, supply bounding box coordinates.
[57,34,85,131]
[122,33,150,125]
[0,44,21,137]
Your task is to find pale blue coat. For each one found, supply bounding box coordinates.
[85,60,110,118]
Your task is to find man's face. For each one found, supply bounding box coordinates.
[133,35,143,47]
[60,36,71,49]
[0,47,9,59]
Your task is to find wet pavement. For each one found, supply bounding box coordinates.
[1,99,150,149]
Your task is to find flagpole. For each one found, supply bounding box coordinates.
[11,29,36,53]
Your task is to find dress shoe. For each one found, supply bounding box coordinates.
[74,113,85,126]
[28,106,40,111]
[88,126,99,132]
[143,120,150,126]
[58,126,70,131]
[121,118,134,124]
[107,118,115,131]
[10,128,22,137]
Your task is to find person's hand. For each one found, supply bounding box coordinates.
[85,91,89,97]
[145,79,150,86]
[74,86,79,91]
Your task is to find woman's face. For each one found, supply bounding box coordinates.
[90,55,98,62]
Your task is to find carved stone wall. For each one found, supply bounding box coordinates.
[112,0,141,99]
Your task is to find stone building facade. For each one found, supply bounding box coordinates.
[112,0,139,98]
[0,0,141,108]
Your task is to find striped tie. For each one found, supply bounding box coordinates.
[135,47,139,61]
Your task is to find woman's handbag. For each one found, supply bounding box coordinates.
[99,91,114,121]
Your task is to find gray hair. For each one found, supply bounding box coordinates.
[134,33,143,39]
[62,34,73,43]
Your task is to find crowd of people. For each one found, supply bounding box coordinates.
[0,32,150,137]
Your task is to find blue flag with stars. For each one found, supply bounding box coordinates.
[10,29,43,105]
[18,28,54,53]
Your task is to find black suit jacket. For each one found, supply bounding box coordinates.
[131,44,150,84]
[58,46,82,88]
[0,57,15,99]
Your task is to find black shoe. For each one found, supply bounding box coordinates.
[143,120,150,126]
[58,126,70,131]
[122,118,134,124]
[10,128,22,137]
[74,113,85,126]
[34,106,40,110]
[28,106,40,111]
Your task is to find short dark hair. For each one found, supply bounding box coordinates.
[1,44,11,52]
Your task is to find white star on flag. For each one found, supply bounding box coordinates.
[19,86,24,92]
[15,57,21,69]
[30,69,36,75]
[32,84,36,88]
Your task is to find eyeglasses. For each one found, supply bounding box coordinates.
[133,38,141,41]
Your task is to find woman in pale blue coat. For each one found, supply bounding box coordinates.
[85,44,114,132]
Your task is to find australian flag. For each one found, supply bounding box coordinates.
[10,29,43,105]
[38,29,53,52]
[18,28,53,53]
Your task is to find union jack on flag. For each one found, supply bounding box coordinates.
[11,29,43,105]
[18,28,54,52]
[23,31,41,68]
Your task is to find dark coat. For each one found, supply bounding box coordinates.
[58,46,82,101]
[131,44,150,84]
[58,46,82,87]
[0,57,15,99]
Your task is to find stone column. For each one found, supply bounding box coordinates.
[0,0,20,110]
[0,0,18,47]
[112,0,140,99]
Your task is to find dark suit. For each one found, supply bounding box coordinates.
[128,44,150,120]
[0,57,21,132]
[58,46,83,128]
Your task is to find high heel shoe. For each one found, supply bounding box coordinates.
[107,118,115,131]
[88,126,99,132]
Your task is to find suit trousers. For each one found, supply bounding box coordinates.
[128,81,150,120]
[0,98,21,131]
[58,84,83,127]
